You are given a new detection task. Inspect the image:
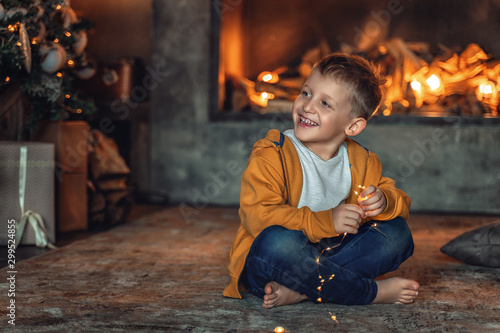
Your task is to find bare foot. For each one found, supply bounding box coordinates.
[262,281,307,309]
[372,277,419,304]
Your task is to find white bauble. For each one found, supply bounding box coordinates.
[40,44,67,73]
[76,59,97,79]
[76,66,96,80]
[73,32,87,55]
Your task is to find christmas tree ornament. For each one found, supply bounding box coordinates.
[19,23,32,73]
[102,68,119,86]
[73,31,87,55]
[76,59,97,80]
[39,43,67,74]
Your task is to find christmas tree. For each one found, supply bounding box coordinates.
[0,0,96,130]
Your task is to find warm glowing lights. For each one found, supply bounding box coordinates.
[353,184,366,196]
[56,72,63,78]
[64,31,72,37]
[56,4,62,10]
[426,74,441,91]
[76,109,83,114]
[410,79,422,92]
[5,77,10,83]
[8,25,16,32]
[67,59,75,67]
[16,42,22,47]
[258,71,279,84]
[479,83,494,95]
[65,94,71,99]
[54,38,59,43]
[310,184,381,326]
[261,92,273,100]
[274,326,285,333]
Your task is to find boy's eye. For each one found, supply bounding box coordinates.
[302,91,310,97]
[322,101,330,108]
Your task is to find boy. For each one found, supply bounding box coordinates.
[223,53,419,308]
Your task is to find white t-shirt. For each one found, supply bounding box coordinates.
[284,129,351,212]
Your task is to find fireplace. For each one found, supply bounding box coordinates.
[150,0,500,214]
[217,0,500,119]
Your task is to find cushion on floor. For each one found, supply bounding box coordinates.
[440,220,500,268]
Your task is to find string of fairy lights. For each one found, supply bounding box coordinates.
[274,185,374,332]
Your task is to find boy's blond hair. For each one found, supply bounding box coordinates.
[315,53,385,120]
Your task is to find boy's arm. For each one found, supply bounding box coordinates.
[366,153,411,221]
[239,151,339,243]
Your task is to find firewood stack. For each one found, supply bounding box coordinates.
[233,38,499,117]
[87,130,133,228]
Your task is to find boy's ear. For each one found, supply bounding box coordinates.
[345,117,367,137]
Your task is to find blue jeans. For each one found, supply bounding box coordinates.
[241,217,414,305]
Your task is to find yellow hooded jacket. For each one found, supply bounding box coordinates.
[223,129,411,298]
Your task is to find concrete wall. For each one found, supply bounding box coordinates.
[151,0,500,214]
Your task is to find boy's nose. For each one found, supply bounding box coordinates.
[303,99,314,113]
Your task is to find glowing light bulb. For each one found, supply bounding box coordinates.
[64,31,71,37]
[426,74,441,91]
[317,298,322,302]
[5,77,10,82]
[65,94,70,99]
[274,326,285,333]
[56,4,62,10]
[410,79,422,91]
[56,72,63,78]
[258,71,279,83]
[479,83,494,95]
[8,25,15,32]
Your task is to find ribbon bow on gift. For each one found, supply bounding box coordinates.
[15,146,57,250]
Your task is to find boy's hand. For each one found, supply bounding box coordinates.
[358,185,387,217]
[332,204,365,234]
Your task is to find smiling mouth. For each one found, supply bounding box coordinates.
[299,115,318,126]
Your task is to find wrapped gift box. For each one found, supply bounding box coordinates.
[32,121,90,232]
[0,142,56,246]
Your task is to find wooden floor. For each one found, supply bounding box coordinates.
[0,204,166,269]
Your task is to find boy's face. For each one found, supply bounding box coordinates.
[292,69,356,159]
